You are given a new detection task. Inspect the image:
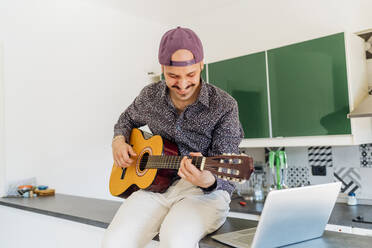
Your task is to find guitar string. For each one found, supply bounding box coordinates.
[141,158,241,175]
[136,157,243,179]
[138,156,202,169]
[140,157,200,169]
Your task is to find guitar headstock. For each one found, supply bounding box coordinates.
[204,153,254,183]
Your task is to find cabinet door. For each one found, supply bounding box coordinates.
[268,33,351,137]
[208,52,269,138]
[201,67,207,82]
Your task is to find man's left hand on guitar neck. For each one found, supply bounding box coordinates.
[178,152,216,189]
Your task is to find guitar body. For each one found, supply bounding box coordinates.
[109,128,179,198]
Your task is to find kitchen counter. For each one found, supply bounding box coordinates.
[229,194,372,230]
[1,194,372,247]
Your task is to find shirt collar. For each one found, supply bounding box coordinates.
[160,78,209,108]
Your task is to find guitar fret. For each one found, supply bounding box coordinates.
[146,155,204,169]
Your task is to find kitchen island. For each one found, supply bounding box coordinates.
[1,194,372,247]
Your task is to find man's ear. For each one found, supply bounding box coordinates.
[161,65,164,74]
[200,61,204,71]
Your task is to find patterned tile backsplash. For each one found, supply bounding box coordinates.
[334,167,361,195]
[256,143,372,200]
[286,167,310,188]
[360,144,372,168]
[308,146,333,167]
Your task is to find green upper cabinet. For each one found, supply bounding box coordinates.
[268,33,351,137]
[208,52,269,138]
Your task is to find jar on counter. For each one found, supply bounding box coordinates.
[347,192,358,206]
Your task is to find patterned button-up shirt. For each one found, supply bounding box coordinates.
[114,79,244,196]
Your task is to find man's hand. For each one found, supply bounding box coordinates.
[112,136,137,168]
[178,152,216,188]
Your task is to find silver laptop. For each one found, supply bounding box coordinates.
[212,182,341,248]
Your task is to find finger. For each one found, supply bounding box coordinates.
[114,152,123,165]
[179,156,187,168]
[178,157,194,179]
[128,145,137,157]
[122,150,134,164]
[177,169,185,179]
[180,162,194,179]
[117,154,128,167]
[114,158,120,167]
[114,155,123,167]
[190,152,202,157]
[178,157,187,176]
[184,159,201,176]
[118,151,133,167]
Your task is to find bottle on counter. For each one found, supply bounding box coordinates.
[347,192,358,206]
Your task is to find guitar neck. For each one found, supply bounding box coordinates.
[145,156,205,170]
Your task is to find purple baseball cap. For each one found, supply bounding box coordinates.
[158,26,204,66]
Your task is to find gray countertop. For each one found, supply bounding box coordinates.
[0,194,118,228]
[229,194,372,230]
[1,194,372,247]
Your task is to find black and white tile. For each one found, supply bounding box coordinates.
[308,146,333,167]
[360,144,372,168]
[286,167,310,188]
[334,167,361,195]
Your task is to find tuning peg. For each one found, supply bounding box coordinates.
[229,158,233,164]
[218,175,222,179]
[222,153,227,155]
[227,168,231,174]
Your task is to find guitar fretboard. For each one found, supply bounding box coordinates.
[143,156,203,170]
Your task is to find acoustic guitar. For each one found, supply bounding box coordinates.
[109,128,254,198]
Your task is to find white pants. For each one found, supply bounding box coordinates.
[102,179,231,248]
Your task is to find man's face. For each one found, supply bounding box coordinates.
[162,49,204,103]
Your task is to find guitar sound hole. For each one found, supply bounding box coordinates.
[140,153,149,171]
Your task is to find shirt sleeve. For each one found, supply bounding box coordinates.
[202,100,244,196]
[113,87,150,142]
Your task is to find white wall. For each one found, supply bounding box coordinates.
[178,0,372,64]
[367,60,372,86]
[0,0,172,200]
[0,42,5,197]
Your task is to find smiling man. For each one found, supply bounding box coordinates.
[102,27,244,248]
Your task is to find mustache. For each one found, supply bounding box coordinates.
[172,83,196,90]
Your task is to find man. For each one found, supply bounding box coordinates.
[102,27,244,248]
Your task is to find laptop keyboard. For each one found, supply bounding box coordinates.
[212,227,257,248]
[232,228,256,244]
